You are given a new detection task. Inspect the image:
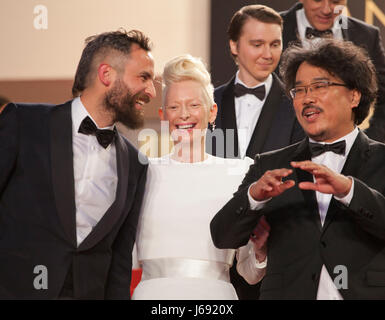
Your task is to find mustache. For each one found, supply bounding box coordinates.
[301,104,323,116]
[132,91,150,105]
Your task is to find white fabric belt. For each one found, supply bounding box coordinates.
[141,258,231,282]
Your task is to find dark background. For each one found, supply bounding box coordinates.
[210,0,385,86]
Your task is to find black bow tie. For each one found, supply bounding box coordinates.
[234,83,266,100]
[309,140,346,157]
[78,116,116,149]
[305,27,333,39]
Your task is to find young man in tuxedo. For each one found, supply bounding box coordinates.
[207,4,304,160]
[280,0,385,143]
[211,39,385,299]
[207,4,304,300]
[0,29,156,299]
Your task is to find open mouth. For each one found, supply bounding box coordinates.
[176,123,196,130]
[302,106,322,122]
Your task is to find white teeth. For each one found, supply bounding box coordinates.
[136,100,144,106]
[177,124,194,129]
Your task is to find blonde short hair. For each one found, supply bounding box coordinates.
[162,54,215,110]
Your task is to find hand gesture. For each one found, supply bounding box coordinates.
[249,168,295,201]
[291,161,352,198]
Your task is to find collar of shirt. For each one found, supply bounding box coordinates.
[71,97,115,135]
[296,8,344,46]
[309,127,359,161]
[234,72,273,100]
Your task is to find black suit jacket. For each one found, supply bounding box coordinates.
[211,132,385,299]
[207,73,304,158]
[0,101,148,299]
[280,2,385,143]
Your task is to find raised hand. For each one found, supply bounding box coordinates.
[291,161,352,198]
[249,168,295,201]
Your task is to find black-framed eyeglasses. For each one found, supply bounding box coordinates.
[289,81,348,99]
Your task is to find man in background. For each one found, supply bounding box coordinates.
[207,4,304,299]
[280,0,385,142]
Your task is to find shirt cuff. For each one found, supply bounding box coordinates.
[248,182,271,210]
[334,176,354,206]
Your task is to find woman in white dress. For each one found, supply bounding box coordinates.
[133,55,270,300]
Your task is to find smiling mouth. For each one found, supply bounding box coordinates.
[176,123,196,129]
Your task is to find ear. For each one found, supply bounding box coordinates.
[209,104,218,124]
[229,40,238,58]
[97,63,114,87]
[351,89,361,109]
[158,107,165,120]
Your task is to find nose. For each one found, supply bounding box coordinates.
[320,0,333,15]
[302,86,317,103]
[145,80,156,99]
[179,104,190,120]
[262,45,272,59]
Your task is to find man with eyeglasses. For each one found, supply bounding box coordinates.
[211,39,385,299]
[280,0,385,143]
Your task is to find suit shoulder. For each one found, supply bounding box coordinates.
[257,140,303,160]
[367,136,385,153]
[348,16,379,33]
[13,102,56,112]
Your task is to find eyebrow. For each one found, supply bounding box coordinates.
[249,39,281,44]
[295,77,330,85]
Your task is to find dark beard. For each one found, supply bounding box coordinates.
[103,79,147,129]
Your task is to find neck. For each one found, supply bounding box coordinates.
[171,136,207,163]
[80,91,114,128]
[237,70,267,88]
[309,126,356,143]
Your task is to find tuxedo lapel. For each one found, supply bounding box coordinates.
[322,131,370,231]
[78,132,130,251]
[50,101,77,247]
[282,2,302,51]
[220,77,239,158]
[292,139,322,231]
[246,74,284,157]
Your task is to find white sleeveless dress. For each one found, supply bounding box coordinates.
[133,154,264,300]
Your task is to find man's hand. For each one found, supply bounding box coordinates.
[250,216,270,263]
[291,161,352,198]
[249,168,295,201]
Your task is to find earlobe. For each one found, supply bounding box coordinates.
[98,64,112,87]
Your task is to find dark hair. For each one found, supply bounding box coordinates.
[228,5,283,59]
[72,29,152,97]
[279,39,378,125]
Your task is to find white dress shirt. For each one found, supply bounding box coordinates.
[248,127,359,300]
[71,97,118,246]
[296,8,344,49]
[311,127,358,300]
[234,73,273,159]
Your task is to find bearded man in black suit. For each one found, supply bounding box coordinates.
[0,29,156,299]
